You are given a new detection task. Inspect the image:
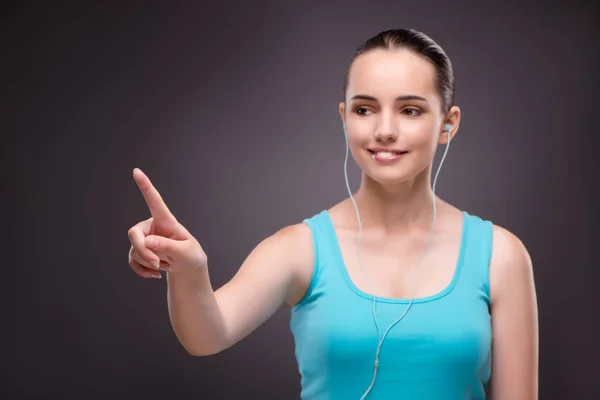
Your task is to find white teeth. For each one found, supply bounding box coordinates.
[374,151,395,158]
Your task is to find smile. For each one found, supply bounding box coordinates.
[367,149,408,163]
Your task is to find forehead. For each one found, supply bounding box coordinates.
[347,48,437,101]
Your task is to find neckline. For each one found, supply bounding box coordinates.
[322,209,469,304]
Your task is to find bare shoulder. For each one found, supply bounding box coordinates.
[271,222,313,257]
[489,224,535,304]
[488,224,539,397]
[271,222,315,306]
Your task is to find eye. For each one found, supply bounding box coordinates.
[402,108,422,117]
[354,107,372,116]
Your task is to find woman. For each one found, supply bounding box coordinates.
[127,29,538,399]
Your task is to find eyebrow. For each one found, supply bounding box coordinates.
[350,94,428,102]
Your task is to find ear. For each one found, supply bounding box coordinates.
[439,105,461,144]
[339,102,346,126]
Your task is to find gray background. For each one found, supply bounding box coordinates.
[2,1,599,398]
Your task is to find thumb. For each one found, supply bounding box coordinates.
[145,235,182,255]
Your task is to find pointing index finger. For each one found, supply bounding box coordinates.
[132,168,174,221]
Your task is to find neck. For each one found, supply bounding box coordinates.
[352,165,437,234]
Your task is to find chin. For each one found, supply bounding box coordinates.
[362,168,412,186]
[363,165,425,187]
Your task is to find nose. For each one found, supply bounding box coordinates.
[374,115,398,142]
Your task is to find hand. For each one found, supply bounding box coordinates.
[127,168,207,278]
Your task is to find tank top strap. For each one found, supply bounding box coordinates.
[294,210,336,308]
[458,211,494,305]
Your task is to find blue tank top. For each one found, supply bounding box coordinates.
[290,210,493,399]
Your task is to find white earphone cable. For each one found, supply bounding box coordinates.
[341,123,452,399]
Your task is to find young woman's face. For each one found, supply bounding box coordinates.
[339,48,457,186]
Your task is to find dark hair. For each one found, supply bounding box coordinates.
[343,29,455,114]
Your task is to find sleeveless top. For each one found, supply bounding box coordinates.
[290,210,493,399]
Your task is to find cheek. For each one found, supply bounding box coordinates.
[347,140,368,163]
[403,122,438,148]
[345,136,371,169]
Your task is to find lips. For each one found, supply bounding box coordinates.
[367,147,408,164]
[367,148,408,155]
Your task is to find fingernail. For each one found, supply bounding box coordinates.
[146,237,158,249]
[153,263,160,270]
[152,273,162,279]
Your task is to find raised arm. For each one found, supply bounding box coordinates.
[128,168,313,356]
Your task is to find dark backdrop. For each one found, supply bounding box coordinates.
[2,1,599,399]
